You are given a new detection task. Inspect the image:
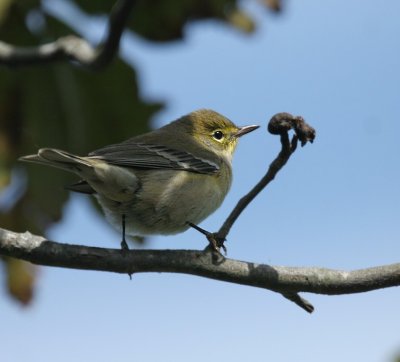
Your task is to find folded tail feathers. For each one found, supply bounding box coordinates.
[20,149,97,194]
[38,148,92,166]
[19,148,93,172]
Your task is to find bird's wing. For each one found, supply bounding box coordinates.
[89,142,219,174]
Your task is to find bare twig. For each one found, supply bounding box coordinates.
[282,293,315,313]
[215,113,316,243]
[92,0,135,68]
[0,0,135,68]
[1,227,399,313]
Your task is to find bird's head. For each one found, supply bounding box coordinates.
[185,109,259,160]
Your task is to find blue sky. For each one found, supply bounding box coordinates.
[2,1,400,361]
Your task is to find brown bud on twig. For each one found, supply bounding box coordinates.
[268,112,316,146]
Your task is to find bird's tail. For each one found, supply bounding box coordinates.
[19,148,93,174]
[20,148,138,201]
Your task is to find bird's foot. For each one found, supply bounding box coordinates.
[120,239,129,252]
[187,222,227,255]
[120,238,133,279]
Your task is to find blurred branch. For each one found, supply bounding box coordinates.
[215,113,316,245]
[0,0,135,69]
[1,227,400,314]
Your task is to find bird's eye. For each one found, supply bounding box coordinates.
[213,131,224,140]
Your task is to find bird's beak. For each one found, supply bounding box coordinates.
[235,125,260,138]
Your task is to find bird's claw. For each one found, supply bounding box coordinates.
[187,222,227,255]
[206,233,227,255]
[120,239,129,251]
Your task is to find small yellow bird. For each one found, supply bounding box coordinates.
[21,109,259,249]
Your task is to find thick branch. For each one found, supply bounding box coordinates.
[0,0,134,68]
[1,227,399,313]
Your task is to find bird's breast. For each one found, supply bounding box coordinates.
[96,166,232,236]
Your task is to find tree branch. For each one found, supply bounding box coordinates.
[1,227,399,313]
[0,0,135,69]
[214,113,316,244]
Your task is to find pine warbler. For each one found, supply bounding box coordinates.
[21,109,259,249]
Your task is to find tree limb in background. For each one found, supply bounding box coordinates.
[1,227,400,313]
[0,0,135,69]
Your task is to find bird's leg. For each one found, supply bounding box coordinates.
[120,214,134,279]
[187,222,227,254]
[120,214,129,250]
